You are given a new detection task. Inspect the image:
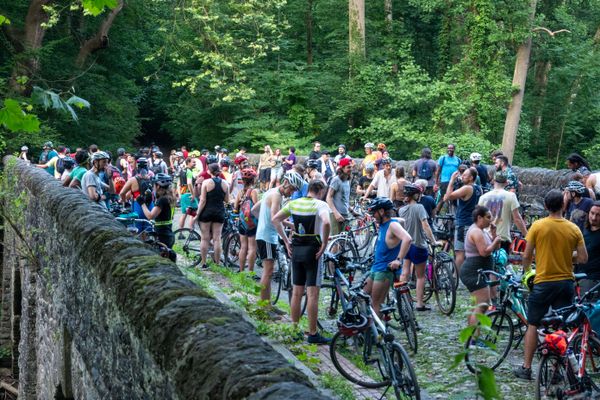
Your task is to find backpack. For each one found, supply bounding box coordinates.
[136,176,153,196]
[418,159,434,180]
[56,157,66,174]
[39,150,49,164]
[239,189,257,231]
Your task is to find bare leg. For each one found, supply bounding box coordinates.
[211,222,224,264]
[247,237,257,272]
[199,222,211,266]
[238,234,248,272]
[291,284,304,324]
[307,286,320,335]
[455,250,465,273]
[371,280,390,317]
[260,260,274,301]
[414,261,427,308]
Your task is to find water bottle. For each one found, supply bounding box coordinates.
[567,349,578,372]
[298,223,306,235]
[426,262,433,280]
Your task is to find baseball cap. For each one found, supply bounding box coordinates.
[339,158,352,168]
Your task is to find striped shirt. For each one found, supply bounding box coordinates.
[280,197,330,239]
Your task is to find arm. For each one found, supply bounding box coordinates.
[574,239,589,265]
[316,210,331,259]
[444,180,471,201]
[251,199,261,218]
[388,223,412,271]
[389,182,396,200]
[363,174,378,199]
[222,181,230,204]
[196,182,208,217]
[511,207,528,237]
[471,229,501,257]
[140,204,161,220]
[327,186,344,222]
[421,219,436,244]
[87,184,100,202]
[522,241,535,270]
[119,178,134,202]
[62,175,73,187]
[586,175,597,200]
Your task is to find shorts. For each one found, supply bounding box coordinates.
[180,193,198,214]
[239,224,257,237]
[330,214,348,236]
[371,270,395,286]
[259,168,271,183]
[257,239,278,261]
[439,182,450,198]
[405,244,428,265]
[291,243,322,287]
[197,209,225,224]
[454,225,467,251]
[271,167,283,181]
[528,280,575,326]
[460,256,492,292]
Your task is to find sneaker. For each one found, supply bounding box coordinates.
[513,365,532,381]
[307,332,332,345]
[201,264,209,269]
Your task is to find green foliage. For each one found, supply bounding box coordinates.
[0,99,40,133]
[81,0,119,16]
[320,372,356,400]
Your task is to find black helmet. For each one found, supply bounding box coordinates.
[220,159,231,167]
[62,157,75,169]
[305,159,320,169]
[207,155,218,164]
[154,151,163,158]
[136,157,149,169]
[367,197,394,214]
[403,183,423,197]
[221,148,229,154]
[117,148,126,156]
[153,173,173,187]
[337,309,369,337]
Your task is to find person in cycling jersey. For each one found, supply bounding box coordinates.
[81,151,113,209]
[234,168,259,273]
[195,163,230,269]
[273,179,331,343]
[364,197,412,317]
[564,180,594,232]
[514,190,588,380]
[398,184,436,311]
[137,173,176,249]
[253,171,304,315]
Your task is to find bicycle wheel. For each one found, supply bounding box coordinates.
[327,236,360,263]
[270,257,283,305]
[223,232,241,269]
[390,342,421,400]
[423,262,433,303]
[329,330,388,388]
[394,288,418,354]
[535,354,570,400]
[350,218,373,252]
[434,258,456,316]
[172,228,202,267]
[464,310,514,374]
[569,333,600,391]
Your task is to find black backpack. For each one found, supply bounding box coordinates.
[136,176,153,195]
[56,157,66,174]
[418,159,434,180]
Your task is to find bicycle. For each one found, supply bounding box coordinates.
[330,288,421,399]
[464,268,528,373]
[422,243,457,315]
[536,280,600,399]
[388,279,419,354]
[116,217,176,262]
[319,252,368,319]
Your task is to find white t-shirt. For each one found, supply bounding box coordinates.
[478,189,519,241]
[371,170,394,198]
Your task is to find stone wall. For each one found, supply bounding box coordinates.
[0,157,329,400]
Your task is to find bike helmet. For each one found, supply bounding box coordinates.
[44,141,53,148]
[154,151,163,158]
[470,152,482,162]
[364,142,375,149]
[522,268,536,291]
[117,148,126,156]
[403,183,423,197]
[21,146,28,151]
[565,180,586,195]
[305,159,320,169]
[207,155,218,164]
[136,157,149,169]
[380,157,392,165]
[364,163,375,172]
[367,197,394,214]
[283,171,304,190]
[62,157,75,169]
[221,148,229,154]
[214,145,221,152]
[153,173,173,188]
[241,168,257,179]
[220,159,231,167]
[92,151,110,162]
[234,155,248,165]
[337,309,369,337]
[544,330,568,356]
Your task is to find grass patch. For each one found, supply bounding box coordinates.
[320,372,356,400]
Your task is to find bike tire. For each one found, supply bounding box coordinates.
[327,236,360,263]
[464,309,514,374]
[434,258,456,316]
[172,228,202,267]
[351,218,374,252]
[390,342,421,400]
[395,289,418,354]
[569,333,600,391]
[329,330,389,388]
[223,232,241,269]
[270,257,283,306]
[535,353,570,400]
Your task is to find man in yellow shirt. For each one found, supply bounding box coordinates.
[514,189,588,380]
[362,143,378,175]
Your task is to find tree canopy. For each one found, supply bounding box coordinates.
[1,0,599,166]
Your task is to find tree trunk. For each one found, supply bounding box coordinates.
[349,0,365,60]
[9,0,52,95]
[531,60,551,139]
[76,0,124,67]
[384,0,398,73]
[501,0,538,164]
[306,0,313,65]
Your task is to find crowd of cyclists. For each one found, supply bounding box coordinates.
[20,139,600,397]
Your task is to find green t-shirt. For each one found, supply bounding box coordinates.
[70,166,88,182]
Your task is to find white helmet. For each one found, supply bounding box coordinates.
[364,142,375,149]
[283,171,305,190]
[92,151,110,162]
[470,152,482,162]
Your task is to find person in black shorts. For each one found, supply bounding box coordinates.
[234,168,259,273]
[195,163,230,269]
[273,180,331,344]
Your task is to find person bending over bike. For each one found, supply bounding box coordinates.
[137,173,176,249]
[364,198,412,317]
[273,179,331,344]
